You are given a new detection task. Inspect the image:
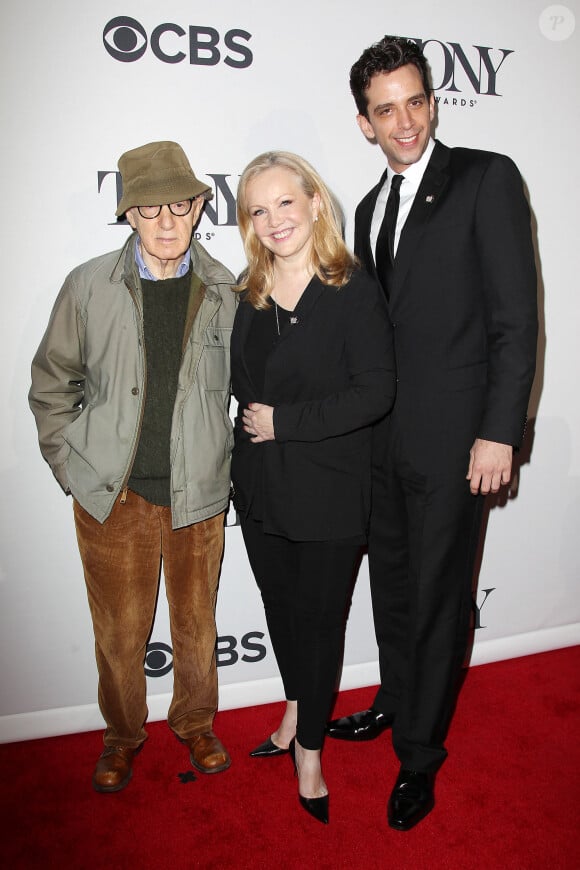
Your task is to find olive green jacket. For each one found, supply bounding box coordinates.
[29,232,237,528]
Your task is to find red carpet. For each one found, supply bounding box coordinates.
[2,646,579,869]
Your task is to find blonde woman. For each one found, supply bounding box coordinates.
[231,152,396,823]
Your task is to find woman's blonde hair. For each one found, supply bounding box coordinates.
[236,151,356,308]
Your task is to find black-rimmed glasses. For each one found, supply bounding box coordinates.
[137,199,195,219]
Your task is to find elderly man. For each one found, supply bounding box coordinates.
[29,141,237,792]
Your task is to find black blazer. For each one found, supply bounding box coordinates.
[231,270,396,541]
[355,140,538,471]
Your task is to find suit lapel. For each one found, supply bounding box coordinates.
[356,168,388,278]
[389,141,451,308]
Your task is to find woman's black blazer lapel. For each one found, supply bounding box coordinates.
[232,295,258,397]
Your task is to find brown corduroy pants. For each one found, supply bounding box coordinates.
[73,492,225,748]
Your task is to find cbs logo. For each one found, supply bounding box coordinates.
[103,16,252,68]
[144,633,267,677]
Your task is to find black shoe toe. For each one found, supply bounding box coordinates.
[326,708,393,741]
[299,793,329,824]
[387,768,435,831]
[249,736,289,758]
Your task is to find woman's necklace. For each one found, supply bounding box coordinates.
[273,272,310,336]
[274,298,300,336]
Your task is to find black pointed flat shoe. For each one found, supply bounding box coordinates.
[249,736,290,758]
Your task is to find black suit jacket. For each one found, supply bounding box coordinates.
[231,270,396,541]
[355,140,538,471]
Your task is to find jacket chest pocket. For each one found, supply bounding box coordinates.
[199,326,232,390]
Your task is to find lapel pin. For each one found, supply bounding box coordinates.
[425,195,435,203]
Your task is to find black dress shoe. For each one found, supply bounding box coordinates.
[249,736,289,758]
[326,708,394,741]
[289,740,329,824]
[387,768,435,831]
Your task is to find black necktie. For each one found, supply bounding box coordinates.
[375,173,404,294]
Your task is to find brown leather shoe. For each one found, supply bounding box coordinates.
[185,731,231,774]
[92,745,141,793]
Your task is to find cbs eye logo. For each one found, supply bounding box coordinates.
[103,16,253,68]
[103,16,147,62]
[144,642,173,678]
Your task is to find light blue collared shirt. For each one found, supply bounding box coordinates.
[134,237,191,281]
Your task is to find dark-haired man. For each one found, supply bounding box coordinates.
[327,37,537,830]
[30,141,236,792]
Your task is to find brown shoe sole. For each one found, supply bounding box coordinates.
[92,767,133,793]
[189,753,231,775]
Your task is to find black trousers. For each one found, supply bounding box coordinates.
[369,420,484,772]
[241,517,362,749]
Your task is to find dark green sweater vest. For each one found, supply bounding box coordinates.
[128,269,190,506]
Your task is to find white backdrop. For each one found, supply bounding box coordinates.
[1,1,578,743]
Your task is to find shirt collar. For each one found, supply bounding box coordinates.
[134,237,191,281]
[389,137,435,193]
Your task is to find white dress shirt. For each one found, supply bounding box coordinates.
[370,138,436,262]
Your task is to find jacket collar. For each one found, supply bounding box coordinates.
[108,231,222,303]
[356,141,452,302]
[108,232,137,285]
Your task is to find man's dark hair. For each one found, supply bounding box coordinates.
[350,35,432,117]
